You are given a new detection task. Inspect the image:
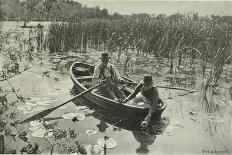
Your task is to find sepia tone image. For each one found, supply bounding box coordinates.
[0,0,232,154]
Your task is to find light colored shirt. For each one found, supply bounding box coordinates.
[126,83,159,104]
[92,63,121,84]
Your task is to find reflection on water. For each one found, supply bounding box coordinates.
[3,21,232,154]
[93,110,170,154]
[71,84,170,154]
[200,82,232,152]
[37,53,232,153]
[133,131,156,154]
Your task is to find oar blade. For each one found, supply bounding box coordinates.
[19,81,105,124]
[19,107,56,124]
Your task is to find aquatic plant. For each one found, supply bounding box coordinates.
[46,14,232,84]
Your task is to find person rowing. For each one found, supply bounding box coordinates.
[121,74,160,128]
[92,52,126,101]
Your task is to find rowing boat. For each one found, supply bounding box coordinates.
[70,62,166,120]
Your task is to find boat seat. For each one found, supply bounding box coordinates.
[76,76,93,80]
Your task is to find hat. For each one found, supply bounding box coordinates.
[143,74,153,84]
[100,52,111,60]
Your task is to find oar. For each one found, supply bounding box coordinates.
[19,82,105,124]
[122,81,197,93]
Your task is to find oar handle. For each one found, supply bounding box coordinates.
[122,81,197,92]
[156,85,197,92]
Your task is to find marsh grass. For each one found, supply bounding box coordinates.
[46,15,232,84]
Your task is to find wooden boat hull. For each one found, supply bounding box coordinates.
[70,62,166,120]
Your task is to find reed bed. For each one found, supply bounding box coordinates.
[46,14,232,80]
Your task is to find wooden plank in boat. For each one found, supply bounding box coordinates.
[76,76,93,80]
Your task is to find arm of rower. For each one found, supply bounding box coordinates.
[92,65,101,85]
[126,83,143,101]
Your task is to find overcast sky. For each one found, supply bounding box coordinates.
[74,0,232,16]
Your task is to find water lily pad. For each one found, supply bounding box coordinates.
[29,97,41,101]
[62,113,76,119]
[76,106,88,111]
[30,120,42,127]
[85,144,104,155]
[36,100,51,106]
[25,102,37,107]
[85,129,97,135]
[31,128,46,138]
[33,106,46,112]
[97,137,117,149]
[83,109,95,114]
[62,113,85,120]
[24,105,32,111]
[75,113,85,120]
[28,125,43,131]
[44,130,53,138]
[17,106,27,111]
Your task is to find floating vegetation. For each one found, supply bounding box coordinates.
[17,106,27,111]
[29,120,53,138]
[36,100,52,106]
[33,106,46,112]
[62,113,76,119]
[85,129,97,135]
[25,102,37,107]
[97,137,117,149]
[31,128,47,138]
[75,106,88,111]
[85,144,104,155]
[62,112,85,121]
[30,120,42,127]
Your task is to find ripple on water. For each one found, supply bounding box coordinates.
[162,119,183,136]
[17,97,54,115]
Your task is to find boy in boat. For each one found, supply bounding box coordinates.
[121,75,160,127]
[92,52,126,101]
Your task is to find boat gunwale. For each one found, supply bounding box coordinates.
[70,62,166,112]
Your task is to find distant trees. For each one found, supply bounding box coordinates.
[0,7,4,20]
[112,12,123,19]
[0,0,112,21]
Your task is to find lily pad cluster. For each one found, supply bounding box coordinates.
[85,129,97,135]
[29,120,54,138]
[62,112,85,121]
[85,144,104,155]
[84,136,117,155]
[17,97,53,115]
[97,137,117,149]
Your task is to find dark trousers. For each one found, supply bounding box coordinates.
[97,83,126,100]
